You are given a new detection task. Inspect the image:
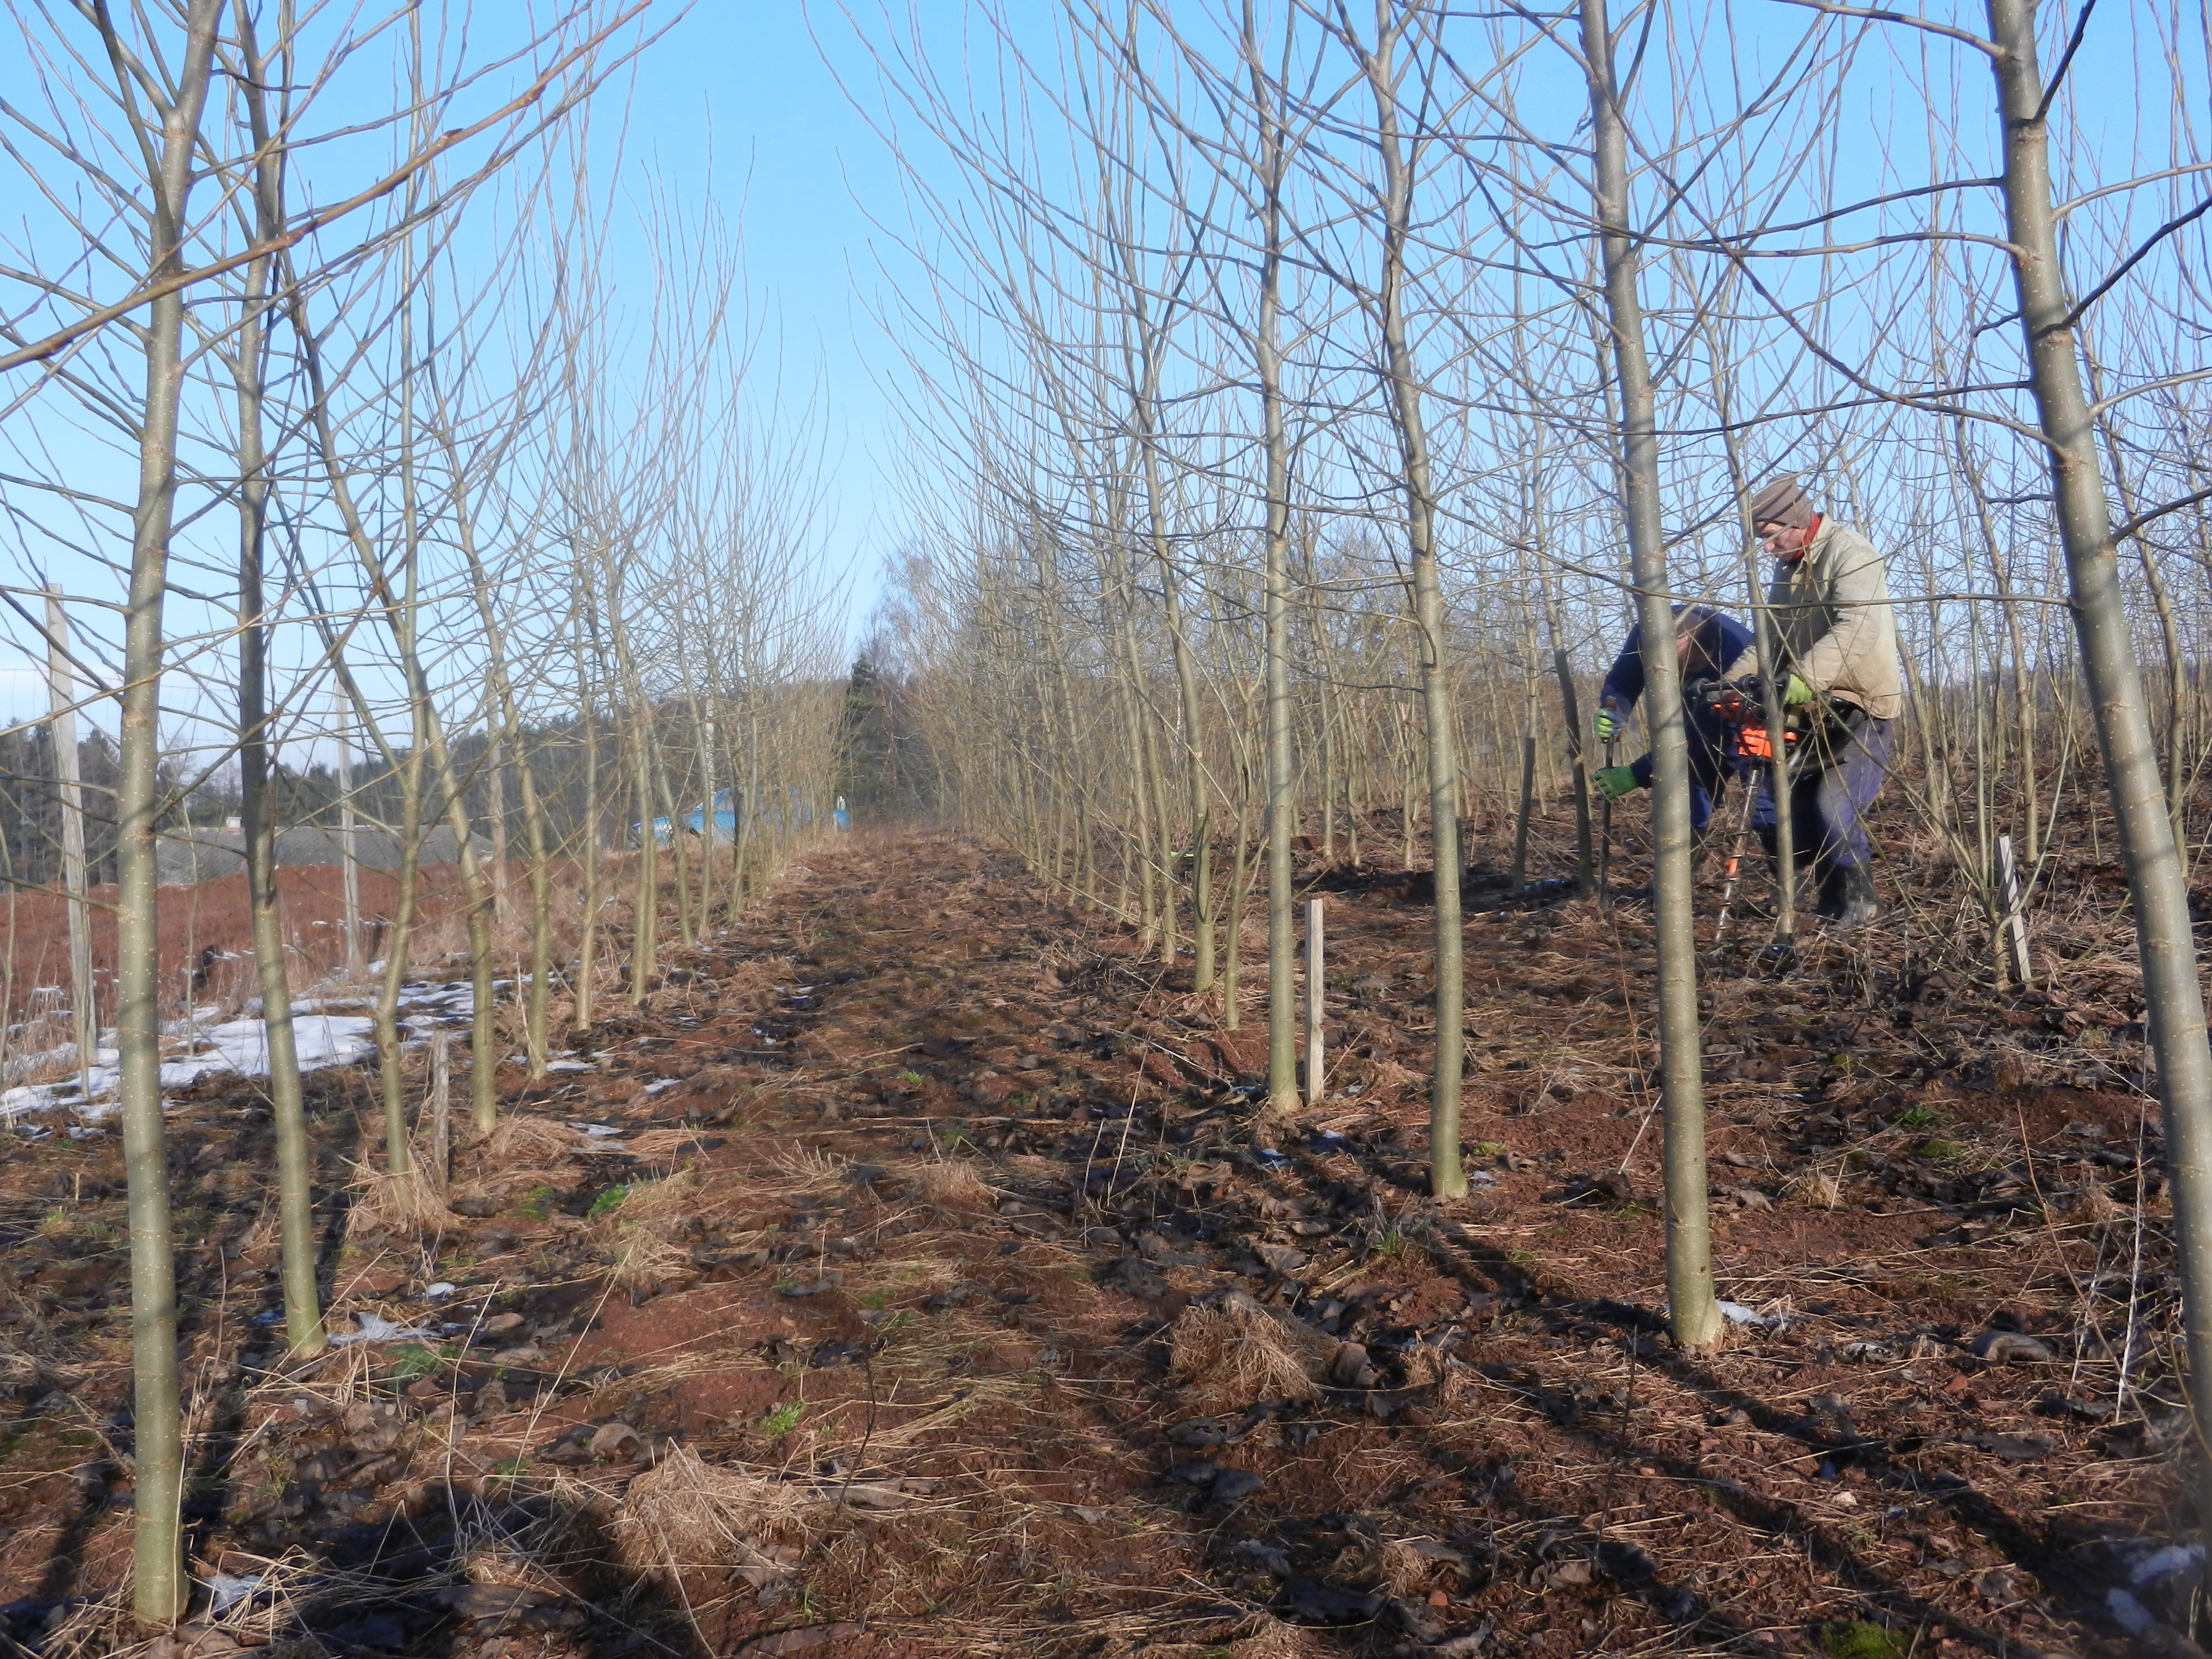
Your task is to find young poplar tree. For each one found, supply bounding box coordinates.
[1575,0,1719,1352]
[102,0,226,1621]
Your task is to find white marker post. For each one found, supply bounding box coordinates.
[45,587,95,1101]
[1305,896,1324,1107]
[1996,834,2033,988]
[335,685,362,974]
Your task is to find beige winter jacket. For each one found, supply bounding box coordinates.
[1723,518,1903,721]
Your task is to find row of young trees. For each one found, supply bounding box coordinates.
[0,1,849,1620]
[847,0,2212,1556]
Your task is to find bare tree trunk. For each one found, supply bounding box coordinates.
[229,14,321,1353]
[572,608,602,1032]
[1248,14,1301,1108]
[1985,0,2212,1577]
[109,2,223,1620]
[1580,0,1718,1349]
[1357,7,1465,1198]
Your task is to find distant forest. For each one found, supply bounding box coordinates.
[0,658,933,892]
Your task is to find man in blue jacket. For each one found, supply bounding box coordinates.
[1592,603,1755,839]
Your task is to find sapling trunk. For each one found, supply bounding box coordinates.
[1580,0,1718,1350]
[229,43,321,1352]
[111,1,223,1619]
[1358,11,1465,1198]
[1984,0,2212,1584]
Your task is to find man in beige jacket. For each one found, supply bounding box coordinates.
[1723,475,1902,929]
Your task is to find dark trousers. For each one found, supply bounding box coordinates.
[1751,708,1891,873]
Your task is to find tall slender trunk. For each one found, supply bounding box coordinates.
[572,607,602,1032]
[1986,0,2212,1577]
[1359,8,1464,1198]
[1581,0,1718,1349]
[111,2,223,1619]
[230,19,321,1353]
[1249,15,1301,1107]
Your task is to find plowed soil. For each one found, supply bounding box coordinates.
[0,828,2187,1659]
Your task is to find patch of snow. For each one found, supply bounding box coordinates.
[1716,1300,1768,1327]
[643,1078,681,1094]
[0,1010,377,1119]
[328,1311,439,1346]
[546,1060,593,1073]
[202,1573,264,1615]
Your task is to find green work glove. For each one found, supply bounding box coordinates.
[1596,764,1639,800]
[1783,672,1814,706]
[1594,705,1623,744]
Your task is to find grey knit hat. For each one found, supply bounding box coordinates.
[1749,474,1814,530]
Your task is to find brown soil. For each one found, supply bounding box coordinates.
[0,863,497,1024]
[0,828,2183,1658]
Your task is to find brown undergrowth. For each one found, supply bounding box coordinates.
[0,822,2195,1659]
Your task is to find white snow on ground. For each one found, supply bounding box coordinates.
[0,977,479,1122]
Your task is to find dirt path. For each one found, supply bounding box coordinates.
[0,830,2178,1658]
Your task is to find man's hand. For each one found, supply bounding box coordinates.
[1594,703,1623,744]
[1783,672,1814,706]
[1596,765,1639,800]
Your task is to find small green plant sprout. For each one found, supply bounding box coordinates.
[759,1402,803,1438]
[1369,1226,1407,1260]
[517,1185,556,1219]
[1468,1141,1508,1160]
[898,1070,926,1088]
[588,1185,629,1219]
[1891,1105,1940,1131]
[390,1344,440,1383]
[1916,1138,1963,1163]
[1814,1620,1900,1659]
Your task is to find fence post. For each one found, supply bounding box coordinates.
[1995,834,2033,988]
[45,587,95,1102]
[427,1030,452,1190]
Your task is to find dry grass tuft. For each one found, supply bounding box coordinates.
[2071,1178,2121,1224]
[346,1157,462,1238]
[482,1112,580,1165]
[1786,1167,1844,1209]
[1168,1291,1329,1406]
[1378,1537,1436,1597]
[768,1142,849,1192]
[627,1126,706,1162]
[599,1169,702,1293]
[914,1155,997,1211]
[611,1444,826,1587]
[1224,1611,1329,1658]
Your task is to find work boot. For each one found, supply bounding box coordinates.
[1812,864,1848,922]
[1829,863,1879,930]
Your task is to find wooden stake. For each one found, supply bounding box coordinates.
[1305,896,1324,1108]
[1996,834,2033,988]
[427,1030,452,1191]
[44,587,95,1102]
